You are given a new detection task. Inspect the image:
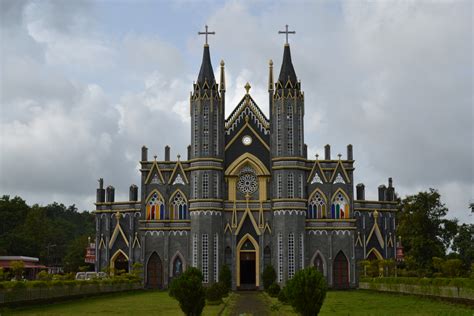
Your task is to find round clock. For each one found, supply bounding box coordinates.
[242,135,252,146]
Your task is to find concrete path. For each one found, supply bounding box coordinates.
[229,291,269,316]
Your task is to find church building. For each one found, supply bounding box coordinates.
[93,26,399,289]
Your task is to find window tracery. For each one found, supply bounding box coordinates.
[146,192,165,220]
[237,166,258,195]
[171,191,187,220]
[331,191,349,219]
[308,191,326,219]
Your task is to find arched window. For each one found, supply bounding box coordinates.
[173,256,183,277]
[171,191,187,220]
[146,191,165,220]
[313,253,324,275]
[331,191,349,219]
[308,191,326,219]
[277,106,282,155]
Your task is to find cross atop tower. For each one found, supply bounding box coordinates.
[278,24,296,45]
[198,25,215,46]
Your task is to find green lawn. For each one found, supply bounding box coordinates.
[1,289,472,316]
[265,290,473,316]
[1,290,227,316]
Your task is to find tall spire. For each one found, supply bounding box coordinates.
[197,25,216,86]
[277,44,297,86]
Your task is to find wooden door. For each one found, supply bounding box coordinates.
[333,251,349,289]
[147,252,163,289]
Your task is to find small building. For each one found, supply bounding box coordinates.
[0,256,47,280]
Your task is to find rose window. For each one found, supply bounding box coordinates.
[237,167,258,195]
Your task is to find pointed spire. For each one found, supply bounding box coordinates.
[197,45,216,85]
[278,44,297,86]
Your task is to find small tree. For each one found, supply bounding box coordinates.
[169,267,206,316]
[284,267,327,316]
[0,267,5,281]
[219,264,231,293]
[11,261,24,280]
[262,265,277,290]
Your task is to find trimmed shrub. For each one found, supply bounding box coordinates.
[267,283,280,297]
[284,267,327,316]
[262,265,277,290]
[206,282,223,303]
[37,270,52,281]
[169,267,206,316]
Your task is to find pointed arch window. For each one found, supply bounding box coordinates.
[308,191,326,219]
[331,191,349,219]
[171,191,187,220]
[146,192,165,220]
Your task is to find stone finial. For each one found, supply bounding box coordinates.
[245,82,251,94]
[115,211,121,220]
[373,210,379,219]
[315,154,319,160]
[177,154,181,160]
[338,153,342,160]
[154,155,157,161]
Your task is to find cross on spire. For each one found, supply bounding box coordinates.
[198,25,215,45]
[278,24,296,45]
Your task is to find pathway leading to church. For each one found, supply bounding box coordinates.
[229,291,269,316]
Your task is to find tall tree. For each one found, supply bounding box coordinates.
[397,189,457,272]
[452,224,474,271]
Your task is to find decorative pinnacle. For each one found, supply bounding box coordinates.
[198,25,215,46]
[269,59,273,66]
[338,153,342,160]
[154,155,157,161]
[177,154,181,160]
[220,60,225,67]
[245,82,251,94]
[315,154,319,160]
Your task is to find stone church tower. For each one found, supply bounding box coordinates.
[93,26,399,290]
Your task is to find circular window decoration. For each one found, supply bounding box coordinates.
[242,135,252,146]
[237,167,258,195]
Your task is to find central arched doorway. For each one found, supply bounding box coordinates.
[333,251,349,289]
[237,234,260,289]
[147,252,163,289]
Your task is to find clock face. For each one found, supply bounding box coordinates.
[242,135,252,146]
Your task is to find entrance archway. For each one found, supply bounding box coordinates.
[237,234,260,289]
[147,252,163,289]
[333,251,349,289]
[110,249,129,275]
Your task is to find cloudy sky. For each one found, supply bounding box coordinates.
[0,0,472,223]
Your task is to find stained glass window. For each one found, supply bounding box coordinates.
[331,191,349,219]
[171,191,187,220]
[146,192,165,220]
[308,191,326,219]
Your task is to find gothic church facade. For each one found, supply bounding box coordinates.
[94,33,398,289]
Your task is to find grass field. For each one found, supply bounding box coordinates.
[1,289,472,316]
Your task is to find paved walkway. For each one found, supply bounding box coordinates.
[229,291,269,316]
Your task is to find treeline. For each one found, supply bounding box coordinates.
[396,189,473,277]
[0,195,95,272]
